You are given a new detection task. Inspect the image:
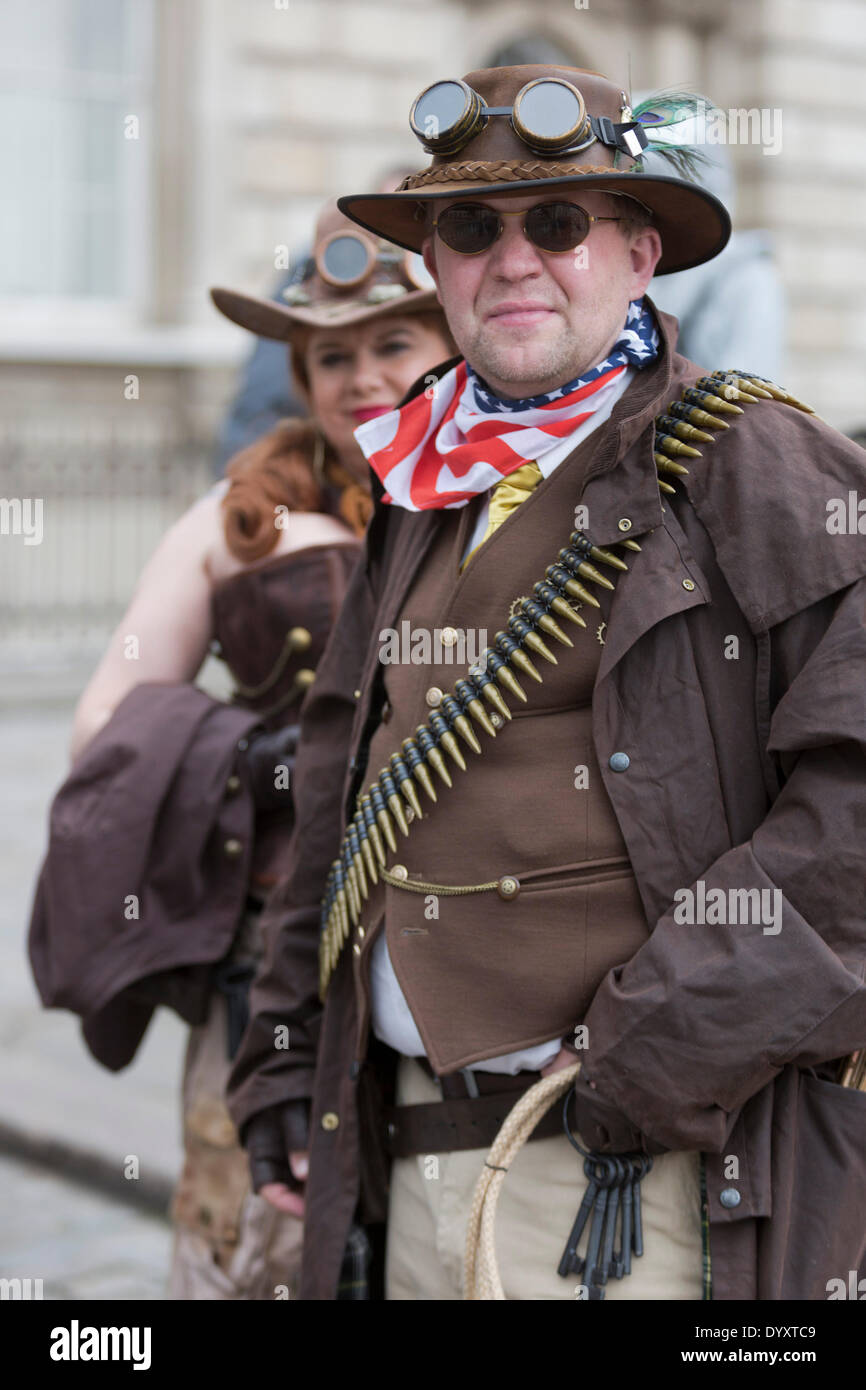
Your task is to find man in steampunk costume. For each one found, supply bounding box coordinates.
[227,66,866,1300]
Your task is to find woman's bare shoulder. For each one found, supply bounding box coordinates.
[205,499,359,586]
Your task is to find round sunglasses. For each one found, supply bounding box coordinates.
[431,201,622,256]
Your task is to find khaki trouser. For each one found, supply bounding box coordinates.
[168,908,303,1301]
[386,1057,704,1301]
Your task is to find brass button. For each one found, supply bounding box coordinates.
[440,626,459,647]
[357,926,365,939]
[391,864,409,881]
[353,689,361,700]
[352,943,361,956]
[497,876,520,900]
[223,837,243,859]
[425,686,444,708]
[682,578,695,592]
[225,774,241,796]
[617,518,632,532]
[321,1112,339,1131]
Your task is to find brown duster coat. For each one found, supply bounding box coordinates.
[228,307,866,1300]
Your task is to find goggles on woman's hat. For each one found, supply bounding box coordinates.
[337,64,732,276]
[209,200,439,343]
[284,229,433,300]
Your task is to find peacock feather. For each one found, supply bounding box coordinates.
[615,90,719,181]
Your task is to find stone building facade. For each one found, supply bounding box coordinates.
[1,0,863,662]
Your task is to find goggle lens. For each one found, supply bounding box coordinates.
[319,234,374,286]
[515,81,585,143]
[412,80,470,141]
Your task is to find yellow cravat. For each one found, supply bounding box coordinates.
[461,461,543,571]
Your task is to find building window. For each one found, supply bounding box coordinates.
[0,0,153,305]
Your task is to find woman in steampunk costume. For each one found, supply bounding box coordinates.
[28,200,455,1299]
[226,66,866,1300]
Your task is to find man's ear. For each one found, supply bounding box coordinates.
[628,227,663,297]
[421,236,443,305]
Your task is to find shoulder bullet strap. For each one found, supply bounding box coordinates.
[318,371,815,997]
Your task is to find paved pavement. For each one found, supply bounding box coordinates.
[0,672,193,1298]
[0,1152,171,1300]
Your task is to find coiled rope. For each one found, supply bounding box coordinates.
[464,1060,582,1300]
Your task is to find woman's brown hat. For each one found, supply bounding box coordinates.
[337,65,731,275]
[210,200,439,341]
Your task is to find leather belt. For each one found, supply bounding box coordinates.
[383,1061,563,1158]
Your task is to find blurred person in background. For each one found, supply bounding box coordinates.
[643,99,786,379]
[215,167,421,473]
[29,198,455,1300]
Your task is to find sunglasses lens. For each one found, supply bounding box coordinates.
[320,234,372,285]
[526,203,591,252]
[436,205,499,254]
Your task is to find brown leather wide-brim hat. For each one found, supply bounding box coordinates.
[338,66,731,275]
[210,200,438,342]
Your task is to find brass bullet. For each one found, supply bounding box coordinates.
[401,738,437,803]
[521,628,557,663]
[425,743,453,786]
[535,611,573,646]
[390,754,423,821]
[439,727,468,769]
[468,696,498,736]
[414,725,454,785]
[413,760,438,802]
[453,712,482,754]
[386,792,410,837]
[657,477,676,495]
[495,664,527,701]
[732,376,772,399]
[620,539,641,552]
[563,576,600,607]
[589,545,629,572]
[359,795,386,867]
[508,646,543,682]
[653,452,690,476]
[352,849,368,902]
[672,401,729,431]
[576,561,615,590]
[684,386,743,416]
[548,594,585,628]
[359,834,377,885]
[375,804,397,854]
[658,414,713,444]
[656,433,701,459]
[480,681,512,720]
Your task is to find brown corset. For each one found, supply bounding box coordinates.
[211,539,362,887]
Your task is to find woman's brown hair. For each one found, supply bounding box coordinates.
[221,418,336,562]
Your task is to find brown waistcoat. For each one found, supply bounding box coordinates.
[353,430,650,1074]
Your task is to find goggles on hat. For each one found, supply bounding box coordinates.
[315,230,434,291]
[432,200,624,256]
[409,77,648,160]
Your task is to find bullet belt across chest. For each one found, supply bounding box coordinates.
[319,372,813,998]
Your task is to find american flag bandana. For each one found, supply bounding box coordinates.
[355,298,659,512]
